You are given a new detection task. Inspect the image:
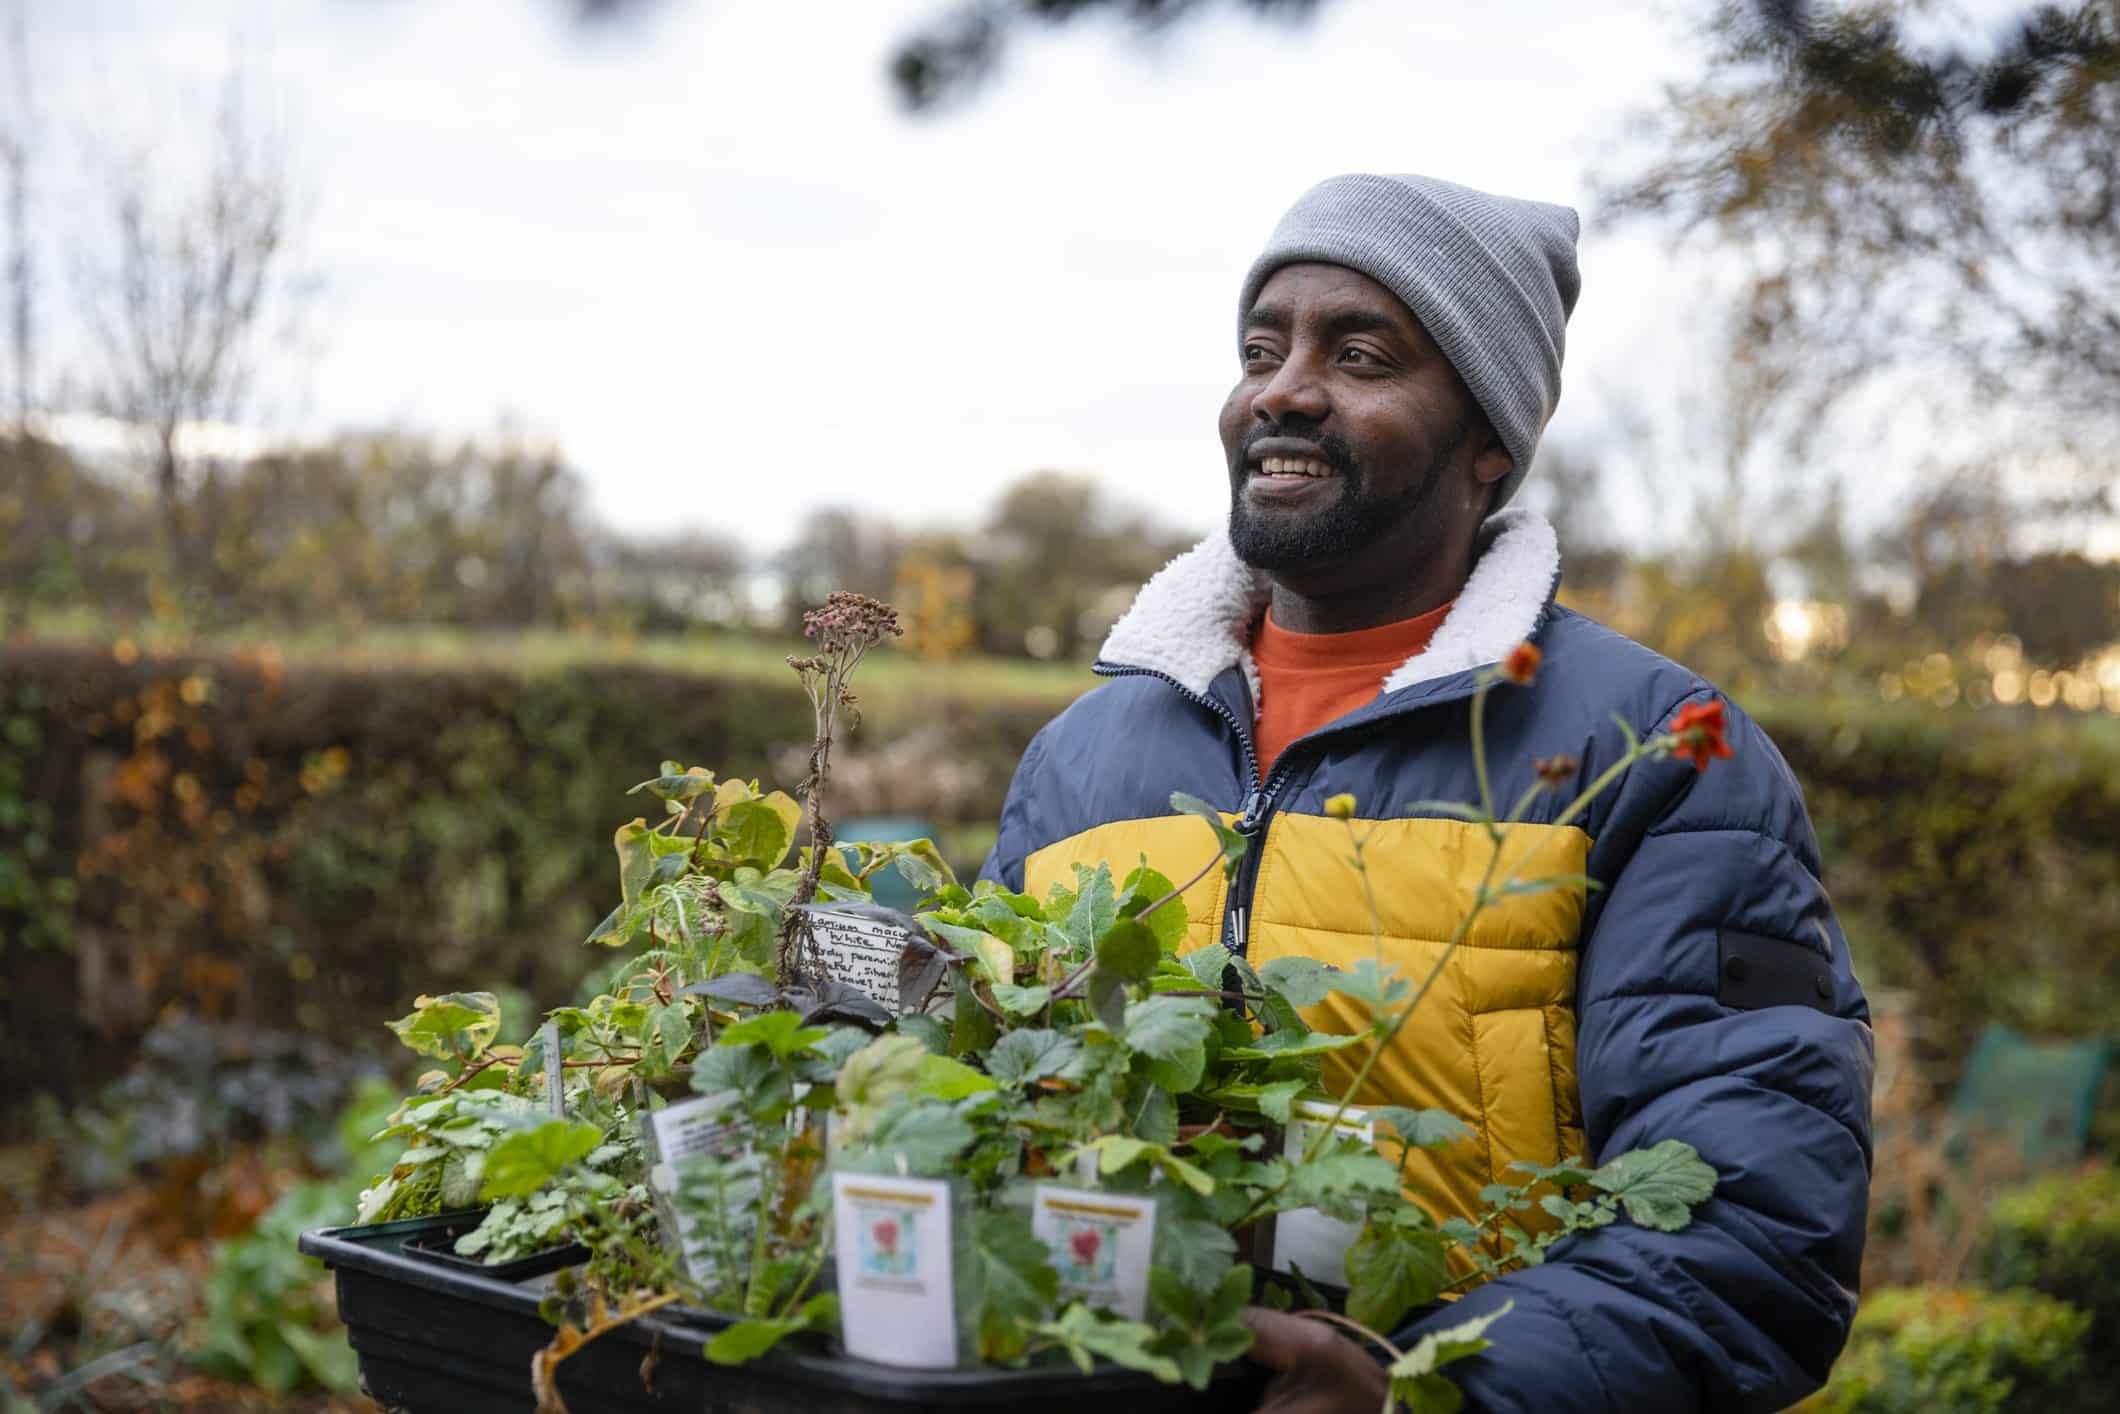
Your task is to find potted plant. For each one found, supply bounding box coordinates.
[303,596,1724,1413]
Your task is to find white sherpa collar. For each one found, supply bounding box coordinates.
[1096,507,1561,701]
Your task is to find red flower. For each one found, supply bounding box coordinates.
[1499,642,1541,685]
[1534,754,1579,787]
[1069,1228,1102,1265]
[871,1217,899,1255]
[1668,699,1734,773]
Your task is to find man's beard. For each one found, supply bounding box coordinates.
[1226,418,1468,571]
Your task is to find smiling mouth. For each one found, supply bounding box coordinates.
[1251,455,1333,479]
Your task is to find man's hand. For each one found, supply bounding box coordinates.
[1243,1307,1392,1414]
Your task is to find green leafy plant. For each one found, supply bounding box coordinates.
[1982,1164,2120,1405]
[349,602,1730,1411]
[1799,1286,2091,1413]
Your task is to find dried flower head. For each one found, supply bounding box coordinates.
[1668,698,1734,773]
[1534,754,1579,788]
[802,592,903,654]
[1499,642,1541,686]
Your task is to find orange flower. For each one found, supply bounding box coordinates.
[1668,699,1734,773]
[1534,754,1579,787]
[1499,642,1541,685]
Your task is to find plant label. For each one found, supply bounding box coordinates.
[1030,1185,1157,1320]
[805,909,911,1006]
[832,1172,959,1368]
[643,1095,754,1281]
[541,1020,564,1117]
[1270,1099,1376,1287]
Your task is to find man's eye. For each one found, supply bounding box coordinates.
[1339,346,1375,365]
[1242,343,1276,365]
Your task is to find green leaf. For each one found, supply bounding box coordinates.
[1258,956,1334,1007]
[629,767,717,803]
[613,818,657,907]
[836,1033,930,1109]
[1256,1079,1307,1125]
[1372,1107,1474,1150]
[1065,863,1118,952]
[992,982,1051,1017]
[1093,920,1161,983]
[479,1119,602,1199]
[1588,1140,1717,1232]
[889,838,956,897]
[1034,1304,1182,1384]
[1154,1216,1240,1292]
[1148,1264,1256,1389]
[719,799,795,869]
[1118,865,1188,952]
[386,992,501,1062]
[1168,792,1248,880]
[1321,958,1410,1008]
[987,1028,1080,1086]
[914,1053,997,1101]
[1219,1029,1367,1062]
[973,1209,1060,1362]
[719,1010,829,1060]
[1121,994,1216,1061]
[1346,1219,1450,1330]
[1086,965,1128,1034]
[1181,944,1232,989]
[655,1002,692,1063]
[1387,1300,1513,1414]
[702,1294,837,1365]
[866,1101,976,1174]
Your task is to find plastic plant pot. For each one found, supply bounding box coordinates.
[302,1214,1272,1413]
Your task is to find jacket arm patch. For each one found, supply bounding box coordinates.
[1717,929,1834,1013]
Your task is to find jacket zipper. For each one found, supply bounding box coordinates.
[1092,663,1297,960]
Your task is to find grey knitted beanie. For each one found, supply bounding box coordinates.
[1237,173,1581,511]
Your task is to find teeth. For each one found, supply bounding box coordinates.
[1259,456,1327,478]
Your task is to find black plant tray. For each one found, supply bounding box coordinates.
[398,1213,591,1282]
[303,1214,1271,1413]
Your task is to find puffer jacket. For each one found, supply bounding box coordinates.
[980,508,1874,1412]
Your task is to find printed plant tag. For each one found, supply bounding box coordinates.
[804,909,914,1007]
[1270,1099,1376,1286]
[642,1095,753,1281]
[1031,1185,1157,1319]
[832,1172,959,1368]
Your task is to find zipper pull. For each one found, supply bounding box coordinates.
[1235,789,1271,834]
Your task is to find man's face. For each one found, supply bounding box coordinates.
[1218,262,1495,577]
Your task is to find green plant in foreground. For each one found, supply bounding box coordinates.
[351,612,1732,1413]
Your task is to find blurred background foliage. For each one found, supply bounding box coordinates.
[3,0,2118,1410]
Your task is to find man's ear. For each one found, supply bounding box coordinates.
[1470,417,1512,489]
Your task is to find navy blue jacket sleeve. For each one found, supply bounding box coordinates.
[977,721,1050,892]
[1393,693,1874,1413]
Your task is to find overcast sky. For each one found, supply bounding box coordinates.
[17,0,1926,553]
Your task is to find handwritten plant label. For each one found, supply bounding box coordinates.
[1271,1099,1375,1285]
[1030,1184,1157,1319]
[643,1095,752,1281]
[832,1172,958,1368]
[805,908,913,1007]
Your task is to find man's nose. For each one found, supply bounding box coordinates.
[1251,352,1329,425]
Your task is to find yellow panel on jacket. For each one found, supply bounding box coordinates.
[1025,809,1592,1251]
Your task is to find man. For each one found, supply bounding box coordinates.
[980,174,1873,1411]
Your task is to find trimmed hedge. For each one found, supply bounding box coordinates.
[4,641,2117,1132]
[1800,1286,2091,1413]
[1984,1166,2120,1396]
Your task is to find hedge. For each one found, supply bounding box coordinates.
[1799,1286,2091,1413]
[4,640,2116,1133]
[1984,1165,2120,1397]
